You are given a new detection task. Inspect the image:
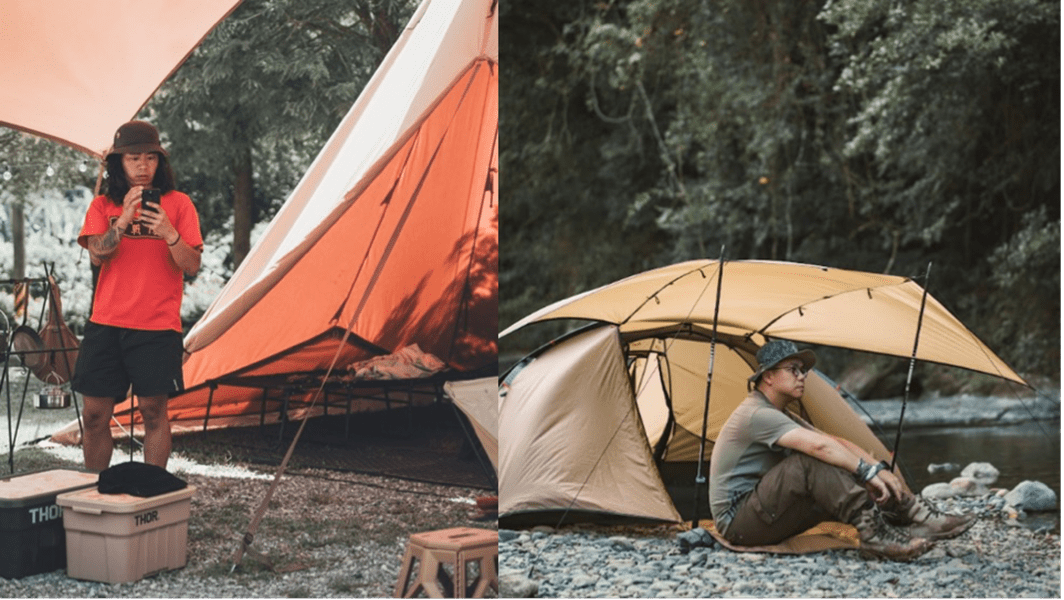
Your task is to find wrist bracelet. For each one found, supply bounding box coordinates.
[854,459,871,482]
[864,462,885,482]
[168,233,181,247]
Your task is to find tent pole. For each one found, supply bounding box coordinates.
[692,247,725,529]
[890,262,931,472]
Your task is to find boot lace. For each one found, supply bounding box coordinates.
[872,512,913,544]
[916,496,952,519]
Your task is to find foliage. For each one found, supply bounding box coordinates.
[500,0,1059,379]
[0,130,96,200]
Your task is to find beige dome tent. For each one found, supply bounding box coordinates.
[499,259,1028,524]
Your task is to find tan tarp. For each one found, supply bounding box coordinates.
[502,259,1026,386]
[704,520,858,554]
[445,378,498,474]
[499,324,895,523]
[0,1,243,156]
[52,0,498,442]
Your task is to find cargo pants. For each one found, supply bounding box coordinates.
[721,452,872,546]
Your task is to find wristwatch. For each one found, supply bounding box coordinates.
[854,459,889,483]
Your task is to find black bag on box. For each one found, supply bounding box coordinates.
[97,461,187,497]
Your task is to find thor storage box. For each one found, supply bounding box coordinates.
[57,485,196,583]
[0,468,98,578]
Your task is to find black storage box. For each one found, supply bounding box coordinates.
[0,468,97,578]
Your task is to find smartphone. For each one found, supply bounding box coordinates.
[141,188,161,212]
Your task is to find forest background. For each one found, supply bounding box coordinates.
[499,0,1060,397]
[0,0,1058,399]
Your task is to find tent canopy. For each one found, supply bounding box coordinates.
[502,259,1026,386]
[0,1,242,156]
[170,0,498,433]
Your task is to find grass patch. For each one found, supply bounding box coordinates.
[0,446,80,474]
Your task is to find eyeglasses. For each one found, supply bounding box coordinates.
[771,365,809,378]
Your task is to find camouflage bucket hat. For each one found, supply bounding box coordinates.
[748,339,817,384]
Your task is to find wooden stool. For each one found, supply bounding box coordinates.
[394,527,498,598]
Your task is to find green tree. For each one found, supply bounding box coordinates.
[0,130,96,278]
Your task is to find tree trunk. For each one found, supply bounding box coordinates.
[11,199,24,279]
[232,144,254,269]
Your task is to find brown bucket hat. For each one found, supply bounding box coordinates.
[106,120,167,158]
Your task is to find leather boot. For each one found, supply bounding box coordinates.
[850,506,934,561]
[881,493,976,540]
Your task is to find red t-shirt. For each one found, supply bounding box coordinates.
[77,191,204,332]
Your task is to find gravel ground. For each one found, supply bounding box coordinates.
[2,464,495,597]
[500,496,1060,598]
[0,395,498,598]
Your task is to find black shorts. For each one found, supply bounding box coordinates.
[72,322,185,400]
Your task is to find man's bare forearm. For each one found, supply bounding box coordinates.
[89,224,124,261]
[167,236,202,276]
[833,435,880,464]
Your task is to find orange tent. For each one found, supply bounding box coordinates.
[0,1,242,157]
[53,0,498,442]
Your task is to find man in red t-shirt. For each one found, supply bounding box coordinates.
[73,121,203,471]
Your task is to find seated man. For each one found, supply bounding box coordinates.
[709,340,974,561]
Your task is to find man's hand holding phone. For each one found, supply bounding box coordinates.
[141,188,161,213]
[138,188,178,244]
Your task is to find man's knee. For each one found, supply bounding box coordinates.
[82,397,116,430]
[137,396,170,428]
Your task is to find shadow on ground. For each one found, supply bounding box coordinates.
[171,402,496,491]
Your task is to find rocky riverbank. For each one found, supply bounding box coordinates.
[500,492,1060,598]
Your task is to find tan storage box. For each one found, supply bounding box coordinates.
[56,485,195,583]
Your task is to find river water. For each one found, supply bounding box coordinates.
[882,421,1060,532]
[882,421,1060,501]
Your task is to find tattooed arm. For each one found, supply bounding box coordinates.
[88,188,139,263]
[88,222,127,262]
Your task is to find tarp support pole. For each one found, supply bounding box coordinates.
[890,262,931,472]
[692,247,725,528]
